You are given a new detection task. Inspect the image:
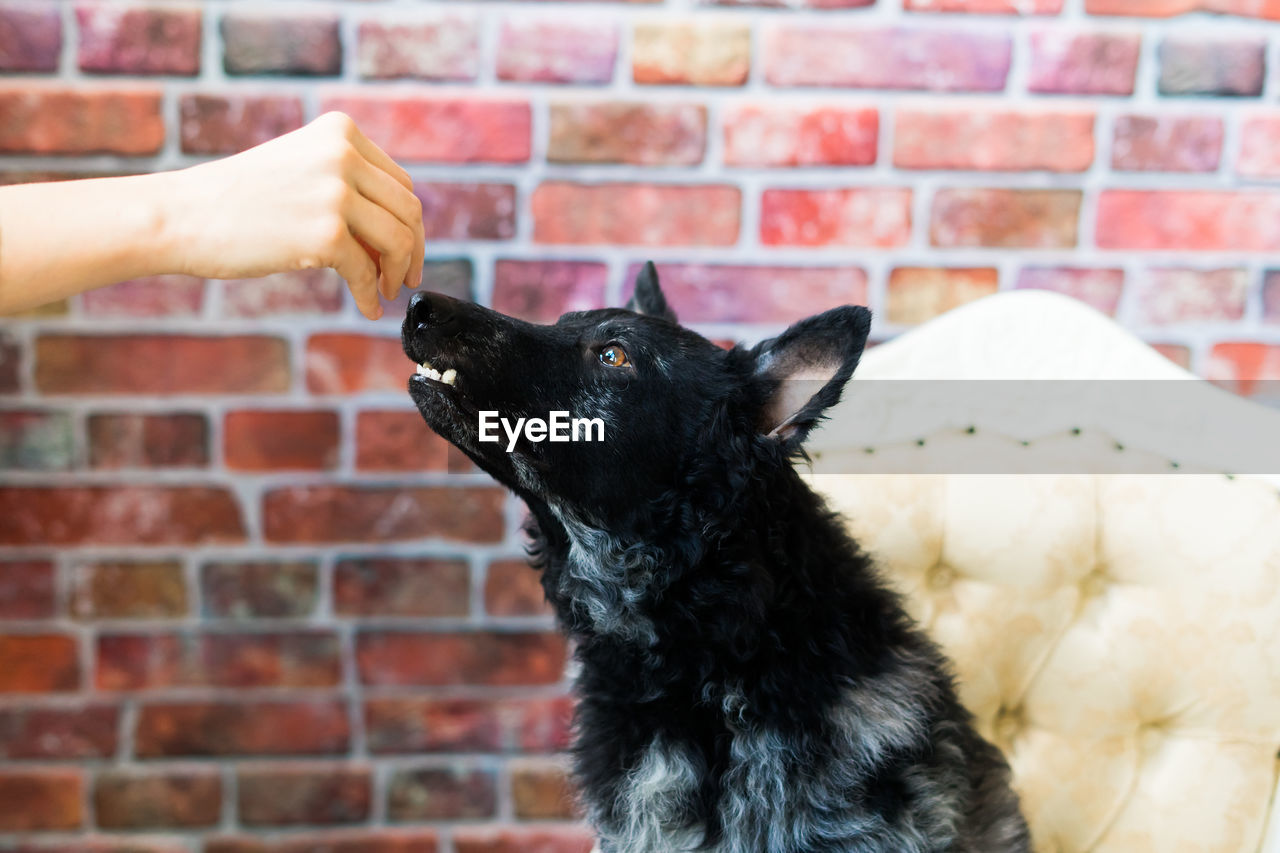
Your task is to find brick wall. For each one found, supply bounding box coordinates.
[2,0,1280,850]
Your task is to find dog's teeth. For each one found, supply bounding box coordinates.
[415,363,430,377]
[441,369,457,386]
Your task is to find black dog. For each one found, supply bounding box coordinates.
[402,264,1031,853]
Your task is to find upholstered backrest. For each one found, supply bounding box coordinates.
[811,473,1280,853]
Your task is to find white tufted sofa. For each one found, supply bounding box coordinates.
[807,292,1280,853]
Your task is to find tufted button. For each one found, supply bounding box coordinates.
[993,703,1026,747]
[1077,563,1110,600]
[926,562,957,591]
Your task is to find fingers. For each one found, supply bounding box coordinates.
[344,193,415,303]
[344,121,413,193]
[331,231,382,320]
[351,158,424,289]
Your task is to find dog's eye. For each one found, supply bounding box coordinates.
[599,345,630,368]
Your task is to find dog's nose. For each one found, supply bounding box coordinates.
[407,292,460,337]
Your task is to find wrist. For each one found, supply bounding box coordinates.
[141,168,196,277]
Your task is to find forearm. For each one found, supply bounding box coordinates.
[0,171,184,314]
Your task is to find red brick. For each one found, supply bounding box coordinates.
[222,270,345,317]
[201,561,319,620]
[1207,343,1280,397]
[334,558,470,619]
[80,275,205,317]
[0,410,73,470]
[94,769,221,829]
[365,696,572,754]
[906,0,1061,10]
[1264,271,1280,322]
[0,704,118,759]
[355,410,449,472]
[1151,344,1192,370]
[931,189,1080,248]
[306,333,408,395]
[723,106,877,168]
[1014,268,1125,317]
[135,700,349,758]
[223,12,340,76]
[492,260,608,323]
[265,486,505,545]
[322,94,530,163]
[1088,0,1280,16]
[1237,116,1280,178]
[895,110,1093,172]
[1028,31,1140,95]
[0,4,61,72]
[453,828,595,853]
[1112,115,1222,172]
[0,89,164,155]
[497,19,618,84]
[1158,38,1264,96]
[533,183,740,246]
[621,262,868,323]
[387,765,497,820]
[357,632,567,687]
[1096,191,1280,251]
[633,22,749,86]
[886,268,999,325]
[180,93,304,155]
[223,410,339,472]
[0,560,56,620]
[0,332,19,393]
[1132,268,1247,325]
[77,4,201,76]
[238,765,371,826]
[88,413,209,469]
[358,16,479,81]
[416,183,517,241]
[97,631,341,691]
[0,486,244,546]
[765,27,1011,91]
[0,770,83,830]
[36,334,289,394]
[15,841,192,853]
[205,832,440,853]
[760,188,912,248]
[70,561,188,620]
[484,560,551,618]
[512,761,579,819]
[549,102,705,166]
[0,634,79,692]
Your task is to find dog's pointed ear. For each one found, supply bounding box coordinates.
[626,261,676,322]
[750,306,871,448]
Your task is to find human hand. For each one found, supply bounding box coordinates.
[167,112,424,319]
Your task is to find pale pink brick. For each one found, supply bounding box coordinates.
[766,27,1011,92]
[81,277,205,318]
[1132,269,1248,325]
[1111,115,1222,173]
[532,183,740,247]
[416,183,516,242]
[0,3,62,72]
[906,0,1062,12]
[894,110,1093,172]
[760,188,913,248]
[497,19,618,84]
[77,3,201,76]
[1028,31,1141,95]
[1015,268,1125,317]
[931,189,1081,248]
[548,103,706,166]
[1097,191,1280,251]
[357,16,479,81]
[633,22,750,87]
[492,261,608,324]
[723,106,878,167]
[1237,116,1280,178]
[623,263,868,323]
[222,272,345,318]
[887,268,999,325]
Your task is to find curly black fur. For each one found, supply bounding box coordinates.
[402,264,1032,852]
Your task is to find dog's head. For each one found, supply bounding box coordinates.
[402,262,870,533]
